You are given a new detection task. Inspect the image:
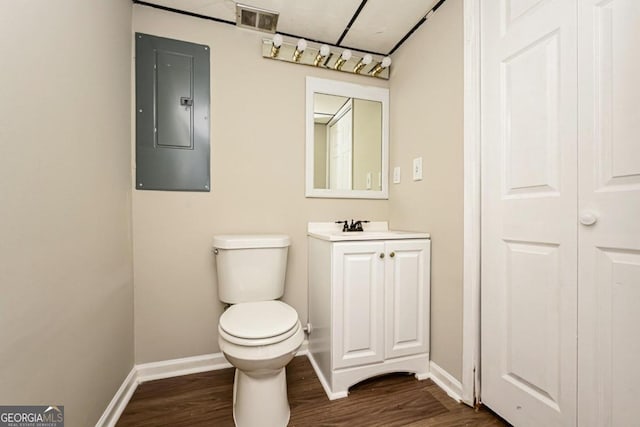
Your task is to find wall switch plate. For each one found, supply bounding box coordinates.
[393,166,401,184]
[413,157,423,181]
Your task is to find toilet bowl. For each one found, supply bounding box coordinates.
[218,300,303,427]
[213,234,300,426]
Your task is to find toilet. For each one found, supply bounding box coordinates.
[213,234,303,427]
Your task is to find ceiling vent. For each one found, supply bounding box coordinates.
[235,3,279,33]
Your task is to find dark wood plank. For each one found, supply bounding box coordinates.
[117,356,509,426]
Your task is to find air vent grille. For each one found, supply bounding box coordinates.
[236,3,279,33]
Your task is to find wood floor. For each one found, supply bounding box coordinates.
[117,356,508,426]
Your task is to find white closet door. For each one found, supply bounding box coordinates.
[577,1,640,426]
[328,102,353,191]
[480,0,578,425]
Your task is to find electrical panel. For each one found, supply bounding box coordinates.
[135,33,210,191]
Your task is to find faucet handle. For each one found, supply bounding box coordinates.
[335,220,349,232]
[354,220,370,231]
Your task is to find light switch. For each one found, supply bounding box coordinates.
[393,166,401,184]
[413,157,423,181]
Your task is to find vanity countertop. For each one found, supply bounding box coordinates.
[307,222,430,242]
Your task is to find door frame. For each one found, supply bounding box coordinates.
[461,0,481,407]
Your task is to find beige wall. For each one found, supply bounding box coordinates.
[389,0,464,380]
[0,1,134,425]
[132,5,389,363]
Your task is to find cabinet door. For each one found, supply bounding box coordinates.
[385,239,430,359]
[333,242,385,369]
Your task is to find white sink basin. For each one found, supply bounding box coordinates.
[307,223,429,241]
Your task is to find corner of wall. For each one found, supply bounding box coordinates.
[387,0,465,381]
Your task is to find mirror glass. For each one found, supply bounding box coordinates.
[306,78,389,199]
[313,94,382,191]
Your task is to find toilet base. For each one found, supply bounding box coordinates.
[232,367,290,427]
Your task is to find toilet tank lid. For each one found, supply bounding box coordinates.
[213,234,291,249]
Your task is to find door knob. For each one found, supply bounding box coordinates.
[379,253,385,259]
[389,252,395,258]
[579,211,598,226]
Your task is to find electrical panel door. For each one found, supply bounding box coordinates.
[135,33,210,191]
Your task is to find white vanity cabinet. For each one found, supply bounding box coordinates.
[307,223,430,400]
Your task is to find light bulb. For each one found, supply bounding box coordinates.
[353,53,373,74]
[293,39,307,62]
[272,34,283,47]
[314,44,331,66]
[370,56,392,77]
[270,34,283,58]
[334,49,352,70]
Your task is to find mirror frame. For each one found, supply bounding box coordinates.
[305,77,389,199]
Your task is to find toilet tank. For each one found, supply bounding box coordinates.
[213,234,291,304]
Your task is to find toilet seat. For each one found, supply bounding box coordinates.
[219,301,300,347]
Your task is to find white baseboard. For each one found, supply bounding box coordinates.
[96,339,310,426]
[136,352,232,384]
[95,367,138,427]
[429,361,463,403]
[306,353,348,400]
[136,340,309,384]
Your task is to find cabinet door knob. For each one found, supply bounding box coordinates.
[389,252,395,258]
[379,253,385,259]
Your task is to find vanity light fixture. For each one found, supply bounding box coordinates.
[370,56,392,77]
[293,38,307,62]
[353,54,372,74]
[270,34,283,58]
[313,44,331,66]
[334,49,352,70]
[261,38,390,79]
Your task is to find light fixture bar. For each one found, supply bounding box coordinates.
[261,37,390,80]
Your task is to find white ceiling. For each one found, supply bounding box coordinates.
[136,0,442,55]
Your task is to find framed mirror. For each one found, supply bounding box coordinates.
[305,77,389,199]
